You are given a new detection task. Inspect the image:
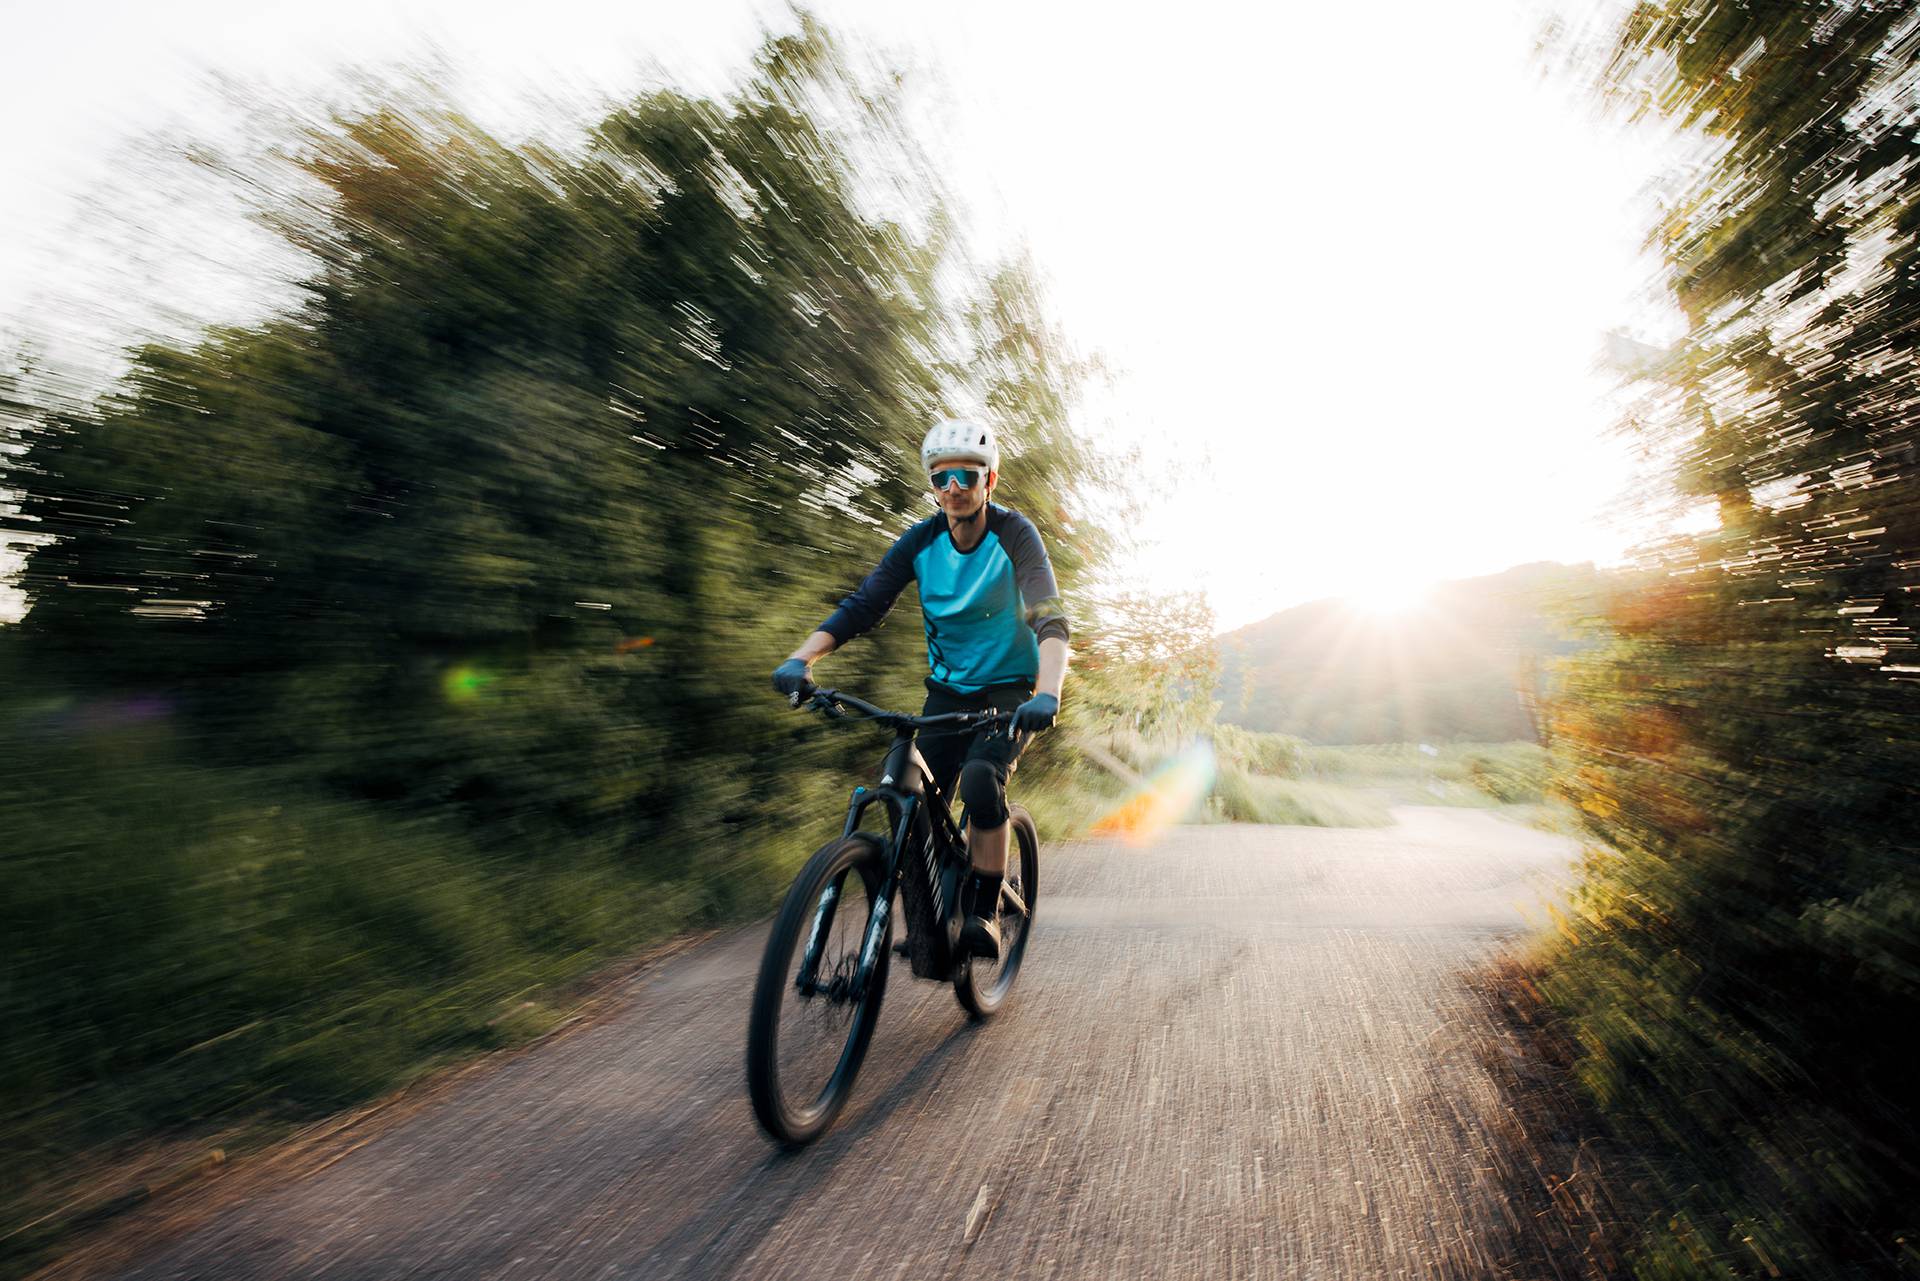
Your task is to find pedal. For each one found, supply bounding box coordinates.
[892,936,911,958]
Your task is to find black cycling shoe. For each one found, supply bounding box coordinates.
[959,913,1002,961]
[892,936,911,958]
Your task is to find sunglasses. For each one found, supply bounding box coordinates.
[929,466,984,492]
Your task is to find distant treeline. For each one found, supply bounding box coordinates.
[1215,562,1601,744]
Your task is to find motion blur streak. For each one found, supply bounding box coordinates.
[1520,3,1920,1276]
[0,20,1201,1274]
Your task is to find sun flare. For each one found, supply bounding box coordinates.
[1343,576,1436,617]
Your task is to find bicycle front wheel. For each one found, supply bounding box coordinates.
[745,832,891,1145]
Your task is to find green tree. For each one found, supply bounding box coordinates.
[1540,5,1920,1275]
[0,23,1110,1262]
[1075,588,1220,739]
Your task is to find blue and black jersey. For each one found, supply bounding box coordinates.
[820,504,1070,694]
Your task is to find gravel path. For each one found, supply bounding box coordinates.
[83,808,1579,1280]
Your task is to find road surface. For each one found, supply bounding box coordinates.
[72,808,1579,1280]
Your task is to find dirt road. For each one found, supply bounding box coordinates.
[84,808,1579,1280]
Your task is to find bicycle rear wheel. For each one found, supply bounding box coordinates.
[746,832,891,1145]
[954,804,1038,1019]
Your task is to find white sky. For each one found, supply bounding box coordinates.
[1,0,1683,631]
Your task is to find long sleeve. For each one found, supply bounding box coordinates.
[994,511,1070,645]
[817,522,928,644]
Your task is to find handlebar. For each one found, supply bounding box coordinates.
[790,685,1013,735]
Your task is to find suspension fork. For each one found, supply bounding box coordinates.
[795,787,906,999]
[795,786,871,996]
[795,877,843,997]
[848,796,917,999]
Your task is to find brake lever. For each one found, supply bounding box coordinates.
[987,713,1024,746]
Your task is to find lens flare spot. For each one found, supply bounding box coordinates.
[1091,742,1217,845]
[443,665,496,702]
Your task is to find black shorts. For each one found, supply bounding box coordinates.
[916,678,1032,811]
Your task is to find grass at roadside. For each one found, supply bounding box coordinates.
[1304,741,1551,807]
[1208,767,1394,827]
[1060,727,1556,831]
[0,742,1127,1281]
[1214,736,1554,825]
[1468,950,1653,1279]
[1052,725,1397,830]
[0,754,852,1281]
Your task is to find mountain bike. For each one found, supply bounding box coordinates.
[745,685,1040,1146]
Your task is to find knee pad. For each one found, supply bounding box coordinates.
[958,758,1009,829]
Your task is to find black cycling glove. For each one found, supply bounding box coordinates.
[1011,691,1058,735]
[772,658,814,701]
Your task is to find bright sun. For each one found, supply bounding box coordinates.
[1344,576,1436,616]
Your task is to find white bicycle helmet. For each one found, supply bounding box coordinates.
[919,416,1000,475]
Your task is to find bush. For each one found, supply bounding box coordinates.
[1299,741,1550,808]
[1208,763,1390,827]
[1460,744,1549,804]
[1210,723,1308,779]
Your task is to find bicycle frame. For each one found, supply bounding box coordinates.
[787,687,1021,1006]
[749,685,1035,1146]
[794,700,994,1001]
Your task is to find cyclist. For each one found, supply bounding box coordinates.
[772,417,1070,961]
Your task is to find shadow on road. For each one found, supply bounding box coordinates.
[1466,953,1649,1281]
[593,1018,987,1280]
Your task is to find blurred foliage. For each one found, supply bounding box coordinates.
[1206,766,1392,828]
[1075,587,1220,739]
[1305,740,1552,809]
[1217,561,1601,744]
[1207,728,1551,828]
[1210,722,1309,780]
[1537,4,1920,1277]
[1459,746,1550,806]
[1198,725,1397,825]
[0,22,1135,1269]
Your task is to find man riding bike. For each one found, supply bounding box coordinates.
[772,417,1070,961]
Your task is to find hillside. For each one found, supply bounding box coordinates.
[1215,562,1602,744]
